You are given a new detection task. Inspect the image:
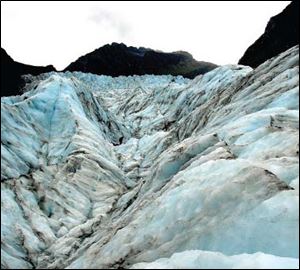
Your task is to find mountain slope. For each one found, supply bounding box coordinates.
[1,45,299,269]
[1,48,56,97]
[239,1,299,68]
[64,42,217,78]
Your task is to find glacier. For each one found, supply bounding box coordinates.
[1,45,299,269]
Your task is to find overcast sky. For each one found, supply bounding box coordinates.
[1,1,290,70]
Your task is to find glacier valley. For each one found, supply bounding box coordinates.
[1,46,299,269]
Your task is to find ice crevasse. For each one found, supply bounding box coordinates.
[1,46,299,269]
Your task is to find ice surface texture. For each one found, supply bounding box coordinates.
[1,46,299,269]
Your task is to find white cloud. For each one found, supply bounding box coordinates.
[88,9,131,38]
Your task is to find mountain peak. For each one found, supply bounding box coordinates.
[1,48,56,97]
[64,43,217,78]
[239,1,299,67]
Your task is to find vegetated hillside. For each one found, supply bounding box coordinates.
[64,42,217,78]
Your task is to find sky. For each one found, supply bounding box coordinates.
[1,1,291,71]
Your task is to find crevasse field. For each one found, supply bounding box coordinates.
[1,46,299,269]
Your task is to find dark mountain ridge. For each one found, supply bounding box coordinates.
[64,42,217,78]
[1,48,56,97]
[239,1,299,68]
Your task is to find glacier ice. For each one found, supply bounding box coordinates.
[131,250,299,269]
[1,46,299,269]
